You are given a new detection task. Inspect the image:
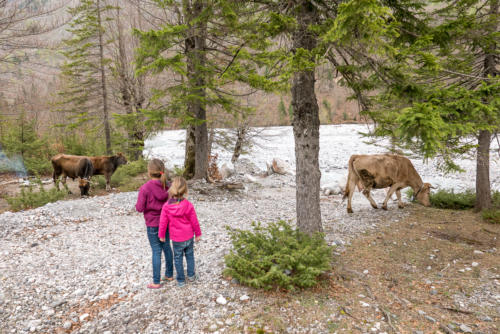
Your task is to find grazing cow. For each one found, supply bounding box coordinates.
[89,153,127,191]
[343,154,432,213]
[51,154,94,196]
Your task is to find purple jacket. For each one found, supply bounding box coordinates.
[159,198,201,242]
[135,180,169,227]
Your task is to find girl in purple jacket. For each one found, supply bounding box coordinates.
[136,159,173,289]
[159,176,202,287]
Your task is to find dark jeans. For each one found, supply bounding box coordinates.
[147,226,173,284]
[172,238,195,283]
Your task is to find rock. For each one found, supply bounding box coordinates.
[473,250,483,255]
[79,314,89,322]
[459,324,472,333]
[359,301,370,307]
[271,158,290,175]
[471,262,479,267]
[216,296,227,305]
[239,295,249,301]
[219,163,235,179]
[363,269,369,274]
[430,289,438,296]
[417,310,426,316]
[231,278,239,284]
[74,289,85,297]
[63,321,72,330]
[424,315,436,323]
[413,331,424,334]
[477,315,492,322]
[244,174,257,183]
[50,299,66,308]
[209,324,218,332]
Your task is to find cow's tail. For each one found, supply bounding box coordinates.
[83,159,93,179]
[342,155,357,201]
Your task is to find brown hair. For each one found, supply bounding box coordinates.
[168,176,187,199]
[148,159,169,190]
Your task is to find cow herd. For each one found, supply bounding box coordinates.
[51,153,127,196]
[49,152,432,213]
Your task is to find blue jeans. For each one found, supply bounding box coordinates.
[172,238,195,283]
[147,226,173,284]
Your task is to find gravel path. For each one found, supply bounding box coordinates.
[0,173,409,334]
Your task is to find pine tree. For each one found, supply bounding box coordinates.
[57,0,114,154]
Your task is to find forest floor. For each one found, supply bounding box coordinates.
[0,170,498,333]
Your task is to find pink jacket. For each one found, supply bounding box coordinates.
[159,198,201,242]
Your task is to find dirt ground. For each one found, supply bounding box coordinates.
[234,206,499,333]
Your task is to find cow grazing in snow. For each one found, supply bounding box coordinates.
[343,154,432,213]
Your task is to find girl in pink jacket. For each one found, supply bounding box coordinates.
[159,176,201,287]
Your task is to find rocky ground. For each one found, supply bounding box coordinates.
[0,163,498,333]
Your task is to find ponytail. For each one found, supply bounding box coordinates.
[160,171,168,190]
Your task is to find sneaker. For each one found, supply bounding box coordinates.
[187,274,198,283]
[177,281,186,287]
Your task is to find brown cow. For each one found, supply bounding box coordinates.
[89,153,127,191]
[343,154,432,213]
[51,154,94,196]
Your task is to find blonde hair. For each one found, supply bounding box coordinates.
[168,176,187,199]
[148,159,169,190]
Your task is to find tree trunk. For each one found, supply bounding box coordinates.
[185,0,208,180]
[291,3,322,234]
[475,130,492,211]
[231,125,247,163]
[475,0,498,211]
[183,124,196,179]
[97,0,112,154]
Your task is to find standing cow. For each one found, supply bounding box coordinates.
[90,153,127,191]
[51,154,94,196]
[343,154,432,213]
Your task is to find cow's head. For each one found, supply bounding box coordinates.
[116,153,128,166]
[79,178,90,197]
[414,183,432,207]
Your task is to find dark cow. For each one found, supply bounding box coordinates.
[89,153,127,191]
[343,154,432,213]
[51,154,94,196]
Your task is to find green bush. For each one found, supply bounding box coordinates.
[429,189,476,209]
[6,180,67,211]
[481,209,500,224]
[224,221,333,291]
[92,159,147,190]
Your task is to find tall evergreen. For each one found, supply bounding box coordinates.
[57,0,113,154]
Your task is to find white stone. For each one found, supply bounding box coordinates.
[239,295,249,301]
[220,163,234,179]
[79,313,89,322]
[209,324,218,332]
[473,250,484,255]
[471,262,479,267]
[360,301,370,307]
[63,321,72,330]
[244,174,257,183]
[363,270,369,274]
[216,296,227,305]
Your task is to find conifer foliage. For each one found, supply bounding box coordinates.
[58,0,114,154]
[224,221,332,291]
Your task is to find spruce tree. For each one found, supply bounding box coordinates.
[57,0,114,154]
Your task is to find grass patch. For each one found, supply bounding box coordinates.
[481,209,500,224]
[6,180,68,211]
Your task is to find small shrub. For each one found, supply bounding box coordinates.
[224,220,333,291]
[172,165,185,177]
[481,209,500,224]
[110,159,147,187]
[7,179,67,211]
[429,189,475,209]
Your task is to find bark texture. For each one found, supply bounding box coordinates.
[183,124,196,179]
[291,2,322,234]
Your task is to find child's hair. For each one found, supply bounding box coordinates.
[148,159,169,189]
[168,176,187,199]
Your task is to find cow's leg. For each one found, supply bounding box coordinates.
[105,174,111,191]
[362,188,378,209]
[382,184,400,210]
[346,174,357,214]
[61,173,72,194]
[396,189,404,208]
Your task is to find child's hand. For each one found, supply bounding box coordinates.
[195,236,201,242]
[160,238,166,242]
